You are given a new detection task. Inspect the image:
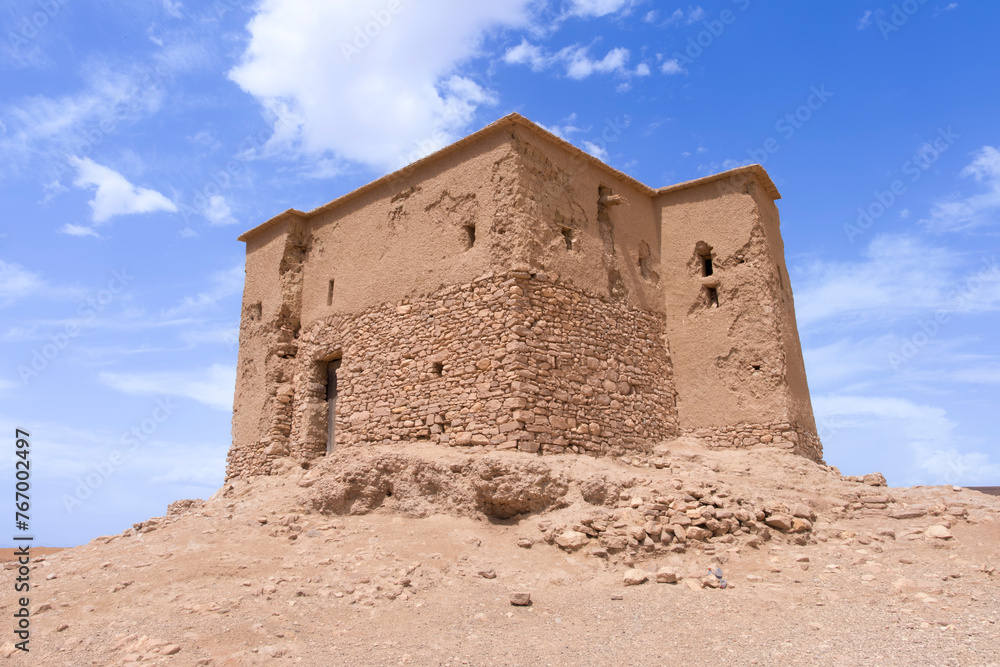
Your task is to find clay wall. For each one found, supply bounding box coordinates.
[227,115,823,479]
[656,174,820,460]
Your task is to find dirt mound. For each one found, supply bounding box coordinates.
[2,439,998,665]
[294,446,570,518]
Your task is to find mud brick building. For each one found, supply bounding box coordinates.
[226,114,821,479]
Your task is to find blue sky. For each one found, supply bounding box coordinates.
[2,0,998,546]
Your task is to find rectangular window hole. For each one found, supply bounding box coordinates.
[431,361,444,376]
[327,279,335,306]
[464,224,476,249]
[703,257,714,276]
[706,287,719,308]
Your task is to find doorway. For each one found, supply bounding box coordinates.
[326,357,342,454]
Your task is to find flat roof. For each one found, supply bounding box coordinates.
[238,113,780,242]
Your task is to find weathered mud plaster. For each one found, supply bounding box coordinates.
[227,114,821,479]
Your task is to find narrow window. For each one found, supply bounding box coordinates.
[325,357,342,455]
[706,287,719,308]
[464,224,476,249]
[703,257,713,277]
[327,279,335,306]
[561,227,574,250]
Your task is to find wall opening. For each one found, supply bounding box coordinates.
[561,227,575,250]
[324,357,342,455]
[703,257,714,277]
[464,224,476,249]
[431,361,444,376]
[706,287,719,308]
[327,279,335,306]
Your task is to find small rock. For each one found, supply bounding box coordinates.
[683,578,703,592]
[555,530,590,550]
[864,472,887,486]
[655,567,678,584]
[510,592,531,606]
[478,568,497,580]
[623,569,648,586]
[926,525,953,540]
[517,538,533,549]
[765,513,794,532]
[610,594,624,600]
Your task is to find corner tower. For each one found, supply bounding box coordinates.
[655,167,820,460]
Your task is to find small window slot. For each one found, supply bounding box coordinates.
[327,279,335,306]
[431,361,444,376]
[703,257,713,277]
[464,224,476,249]
[706,287,719,308]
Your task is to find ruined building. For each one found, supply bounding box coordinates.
[226,114,821,480]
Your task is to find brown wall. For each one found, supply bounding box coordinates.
[657,177,788,425]
[227,120,823,479]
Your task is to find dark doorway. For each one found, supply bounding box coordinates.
[326,358,341,454]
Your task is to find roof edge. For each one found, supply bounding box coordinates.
[654,164,781,200]
[236,115,781,242]
[236,208,307,242]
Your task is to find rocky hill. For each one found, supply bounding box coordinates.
[3,438,998,665]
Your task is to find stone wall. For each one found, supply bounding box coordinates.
[681,423,823,462]
[225,271,678,479]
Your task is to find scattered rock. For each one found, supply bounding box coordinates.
[655,567,678,583]
[765,513,794,532]
[623,569,648,586]
[926,525,953,540]
[683,578,703,592]
[510,592,531,606]
[555,530,590,550]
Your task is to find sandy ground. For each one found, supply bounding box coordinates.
[2,440,998,666]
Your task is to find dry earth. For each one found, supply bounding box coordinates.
[2,438,998,666]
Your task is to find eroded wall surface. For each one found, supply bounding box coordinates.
[656,175,820,460]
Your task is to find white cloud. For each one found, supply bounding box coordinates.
[539,113,582,139]
[922,145,1000,232]
[565,46,629,79]
[164,264,244,318]
[565,0,634,18]
[634,63,651,77]
[660,7,705,26]
[504,42,632,80]
[99,364,236,412]
[793,234,972,328]
[660,58,685,75]
[204,195,237,226]
[581,140,609,162]
[229,0,531,171]
[504,39,548,71]
[0,64,165,178]
[163,0,183,18]
[0,261,46,306]
[811,394,1000,485]
[857,10,873,29]
[59,223,100,238]
[70,157,177,224]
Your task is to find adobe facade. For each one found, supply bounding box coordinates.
[226,114,821,480]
